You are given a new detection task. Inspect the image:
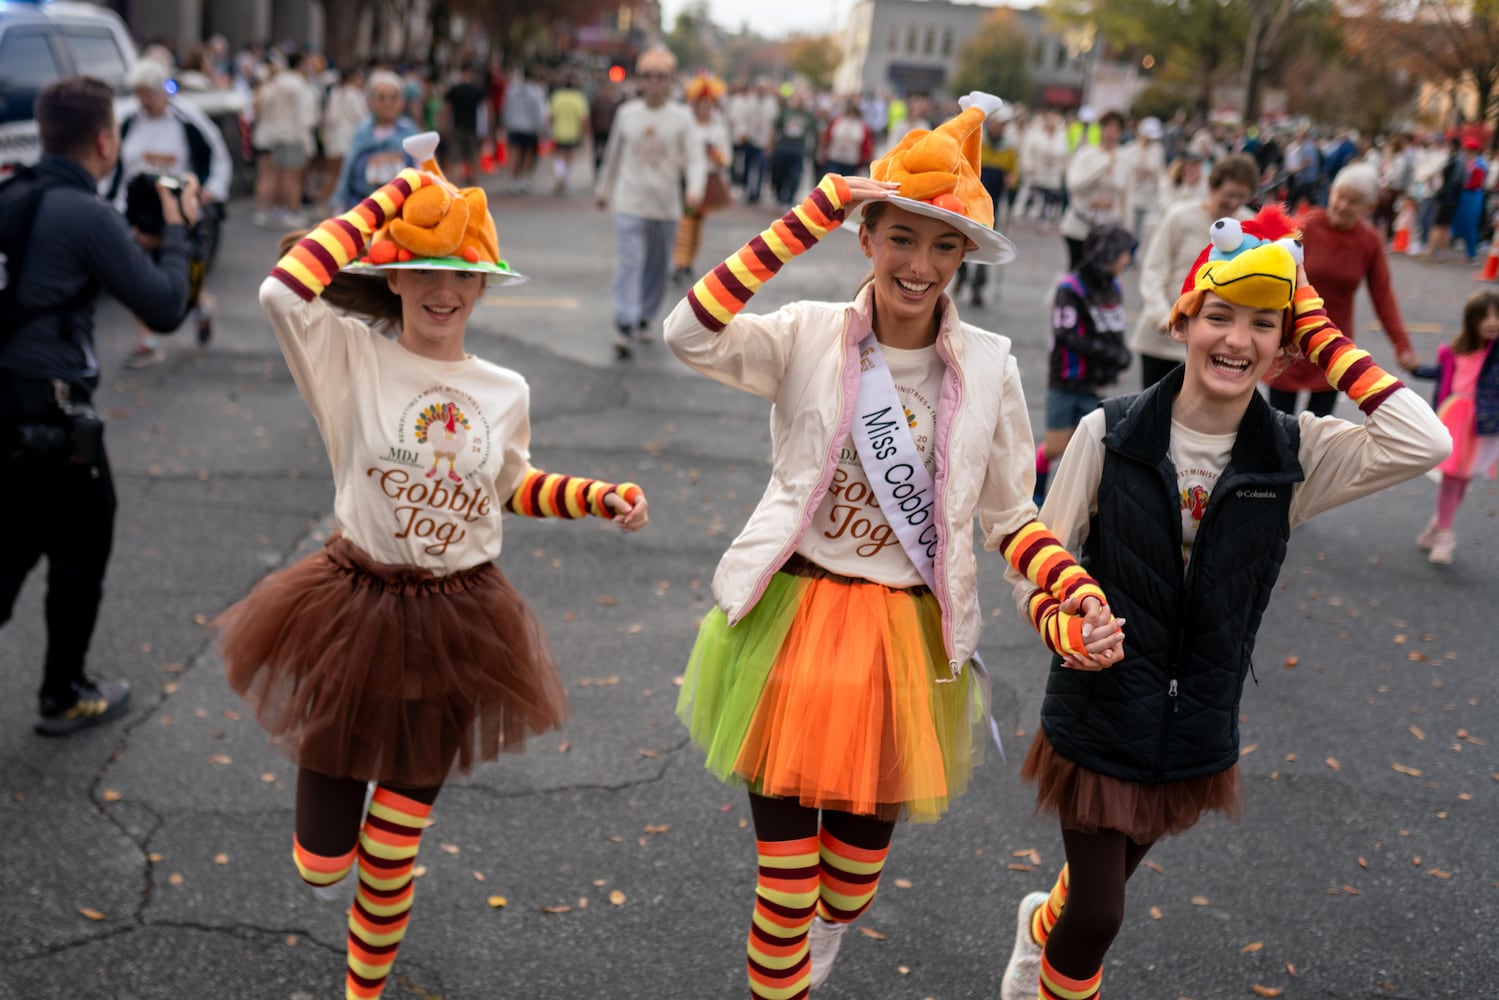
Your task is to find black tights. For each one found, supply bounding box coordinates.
[295,768,443,857]
[1045,828,1155,979]
[748,792,895,852]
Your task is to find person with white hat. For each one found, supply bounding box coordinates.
[1122,116,1168,246]
[665,92,1124,1000]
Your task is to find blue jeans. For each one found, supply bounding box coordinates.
[611,214,677,332]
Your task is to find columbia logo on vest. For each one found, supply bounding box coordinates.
[1236,489,1278,499]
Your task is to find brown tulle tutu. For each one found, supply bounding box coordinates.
[215,533,566,787]
[1020,730,1244,844]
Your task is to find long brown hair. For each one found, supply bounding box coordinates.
[1457,288,1499,355]
[852,201,889,296]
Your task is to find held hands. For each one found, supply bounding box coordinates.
[603,490,650,531]
[1058,594,1125,671]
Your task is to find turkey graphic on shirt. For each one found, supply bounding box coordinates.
[1182,483,1211,528]
[414,401,470,483]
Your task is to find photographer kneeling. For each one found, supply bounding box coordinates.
[0,76,197,736]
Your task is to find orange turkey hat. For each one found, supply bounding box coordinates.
[344,132,526,285]
[857,92,1017,265]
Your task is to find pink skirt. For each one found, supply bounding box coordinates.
[215,533,566,787]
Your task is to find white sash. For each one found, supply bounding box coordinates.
[850,330,1005,758]
[850,332,940,592]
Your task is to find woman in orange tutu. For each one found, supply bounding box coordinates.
[664,94,1124,999]
[215,132,648,1000]
[997,207,1450,1000]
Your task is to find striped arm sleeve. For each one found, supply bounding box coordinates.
[269,167,426,301]
[1292,286,1404,415]
[1002,520,1106,659]
[1000,520,1105,606]
[685,173,853,331]
[505,468,644,519]
[1025,591,1092,658]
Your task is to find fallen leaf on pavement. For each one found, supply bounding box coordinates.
[78,907,105,921]
[859,927,885,939]
[1242,941,1264,953]
[1252,987,1284,997]
[1149,906,1163,920]
[1392,763,1423,777]
[610,890,626,905]
[1325,757,1341,771]
[487,895,508,908]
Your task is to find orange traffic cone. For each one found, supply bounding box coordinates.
[1391,201,1413,253]
[1474,243,1499,281]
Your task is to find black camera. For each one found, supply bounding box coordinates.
[125,173,187,237]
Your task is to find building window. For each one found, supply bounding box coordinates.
[907,25,918,53]
[924,25,935,55]
[941,27,953,56]
[889,25,899,51]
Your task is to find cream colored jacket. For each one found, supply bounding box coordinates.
[664,283,1039,668]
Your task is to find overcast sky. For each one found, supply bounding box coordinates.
[659,0,859,38]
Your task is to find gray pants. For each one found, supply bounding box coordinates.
[611,214,677,332]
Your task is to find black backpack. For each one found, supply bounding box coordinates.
[0,164,66,344]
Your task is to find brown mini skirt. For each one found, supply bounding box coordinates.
[1020,729,1245,845]
[215,533,566,787]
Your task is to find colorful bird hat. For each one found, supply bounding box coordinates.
[1167,203,1303,334]
[861,91,1017,265]
[344,132,526,285]
[683,70,726,104]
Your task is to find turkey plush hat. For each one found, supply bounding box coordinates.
[858,91,1017,265]
[344,132,526,285]
[1167,203,1303,334]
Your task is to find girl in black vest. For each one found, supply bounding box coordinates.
[998,207,1451,1000]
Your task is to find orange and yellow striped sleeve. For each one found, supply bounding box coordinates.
[1292,285,1404,415]
[269,167,427,301]
[1001,519,1107,658]
[505,468,643,519]
[684,173,853,331]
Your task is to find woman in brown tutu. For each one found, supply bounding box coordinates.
[215,132,648,1000]
[997,207,1450,1000]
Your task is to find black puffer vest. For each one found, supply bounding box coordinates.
[1040,368,1304,784]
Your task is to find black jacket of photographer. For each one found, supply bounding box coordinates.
[0,153,191,394]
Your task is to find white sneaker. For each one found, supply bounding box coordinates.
[1415,517,1439,551]
[999,891,1049,1000]
[1429,529,1456,565]
[807,915,847,989]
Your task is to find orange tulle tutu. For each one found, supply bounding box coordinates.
[1020,729,1244,844]
[676,557,988,823]
[215,533,566,787]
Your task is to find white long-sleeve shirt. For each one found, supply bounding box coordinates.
[595,99,707,221]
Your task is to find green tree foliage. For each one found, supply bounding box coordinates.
[949,9,1035,103]
[667,5,717,75]
[1043,0,1248,115]
[786,35,841,91]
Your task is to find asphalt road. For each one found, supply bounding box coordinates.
[1,171,1494,1000]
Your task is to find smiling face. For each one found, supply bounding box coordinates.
[858,204,967,340]
[1326,184,1371,230]
[1174,291,1287,409]
[386,268,486,360]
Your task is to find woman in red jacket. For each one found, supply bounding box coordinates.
[1263,163,1420,416]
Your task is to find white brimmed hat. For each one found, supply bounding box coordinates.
[854,92,1017,265]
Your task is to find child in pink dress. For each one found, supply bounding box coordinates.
[1415,288,1499,563]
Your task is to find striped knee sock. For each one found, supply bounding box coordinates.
[1039,952,1101,1000]
[747,836,820,1000]
[293,835,356,889]
[345,787,433,1000]
[1030,864,1069,948]
[815,827,889,924]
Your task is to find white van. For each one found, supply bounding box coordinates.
[0,0,242,171]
